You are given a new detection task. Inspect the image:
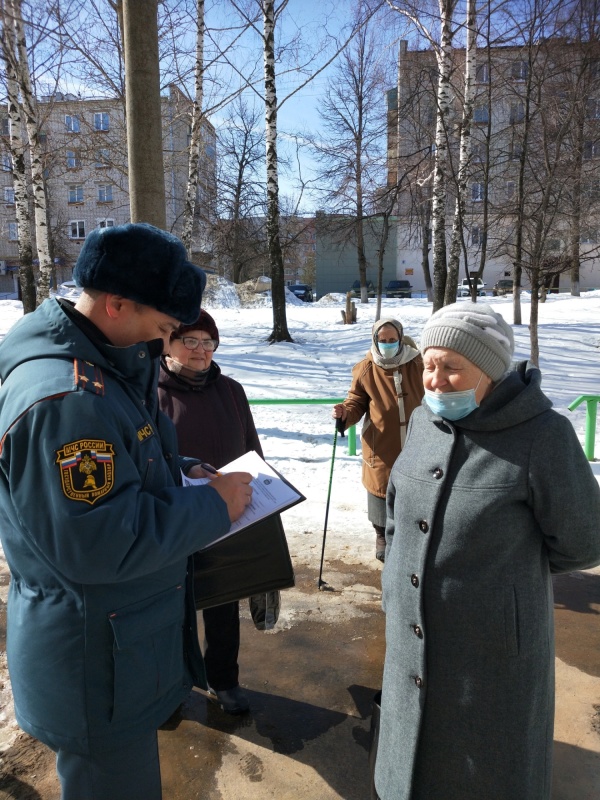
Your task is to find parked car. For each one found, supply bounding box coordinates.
[492,278,514,296]
[385,279,413,299]
[50,280,83,299]
[348,279,375,298]
[288,283,313,302]
[457,277,486,297]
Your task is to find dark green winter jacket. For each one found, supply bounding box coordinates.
[0,298,230,755]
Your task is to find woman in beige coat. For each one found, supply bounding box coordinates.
[333,318,423,561]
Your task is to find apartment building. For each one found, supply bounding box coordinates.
[0,84,216,295]
[387,38,600,293]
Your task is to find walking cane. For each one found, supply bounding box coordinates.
[318,416,345,590]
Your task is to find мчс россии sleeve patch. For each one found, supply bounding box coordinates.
[56,439,115,505]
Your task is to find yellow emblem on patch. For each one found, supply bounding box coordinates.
[56,439,115,505]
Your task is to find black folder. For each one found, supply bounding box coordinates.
[192,512,295,609]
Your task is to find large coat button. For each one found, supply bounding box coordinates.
[432,468,443,479]
[413,624,423,638]
[411,574,419,587]
[414,676,423,688]
[419,520,429,533]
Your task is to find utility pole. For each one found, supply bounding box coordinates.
[122,0,166,229]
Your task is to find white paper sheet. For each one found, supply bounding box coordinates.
[182,450,304,538]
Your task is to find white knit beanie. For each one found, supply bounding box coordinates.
[420,302,514,382]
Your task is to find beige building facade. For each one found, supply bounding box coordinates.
[0,84,216,296]
[388,39,600,294]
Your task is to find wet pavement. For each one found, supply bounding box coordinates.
[0,562,599,799]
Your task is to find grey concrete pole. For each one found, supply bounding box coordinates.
[122,0,167,229]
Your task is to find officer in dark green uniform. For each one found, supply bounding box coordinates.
[0,223,253,800]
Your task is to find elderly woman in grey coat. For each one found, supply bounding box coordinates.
[375,302,600,800]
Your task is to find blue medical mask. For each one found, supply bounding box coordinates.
[424,372,484,421]
[378,342,399,358]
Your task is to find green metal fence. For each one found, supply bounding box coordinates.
[247,397,357,456]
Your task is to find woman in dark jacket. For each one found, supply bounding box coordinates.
[375,302,600,800]
[158,310,263,715]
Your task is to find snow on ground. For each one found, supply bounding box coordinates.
[0,285,599,750]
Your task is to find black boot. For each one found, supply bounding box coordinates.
[374,525,386,563]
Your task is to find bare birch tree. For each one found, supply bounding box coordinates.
[6,0,53,303]
[260,0,291,341]
[387,0,459,311]
[181,0,205,257]
[444,0,476,305]
[0,0,35,312]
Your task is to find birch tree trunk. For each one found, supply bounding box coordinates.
[1,1,35,312]
[262,0,291,343]
[444,0,476,306]
[8,0,53,304]
[431,0,457,312]
[181,0,205,258]
[569,89,585,297]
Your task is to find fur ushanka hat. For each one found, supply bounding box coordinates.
[73,222,206,325]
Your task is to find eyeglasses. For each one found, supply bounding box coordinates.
[173,337,217,351]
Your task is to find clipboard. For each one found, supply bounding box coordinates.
[187,452,303,609]
[183,450,305,541]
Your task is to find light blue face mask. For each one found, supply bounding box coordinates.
[424,372,484,421]
[378,342,399,358]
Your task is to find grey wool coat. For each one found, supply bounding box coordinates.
[375,361,600,800]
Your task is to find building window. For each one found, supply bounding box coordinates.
[93,112,109,132]
[95,148,110,168]
[584,178,600,201]
[1,117,10,137]
[69,220,86,239]
[471,226,481,246]
[8,221,18,240]
[583,140,600,159]
[510,142,523,161]
[65,115,80,133]
[66,149,81,169]
[2,153,12,171]
[4,187,15,204]
[580,228,598,244]
[68,184,84,204]
[587,99,600,120]
[506,180,515,199]
[509,102,525,124]
[471,182,485,202]
[511,60,528,81]
[590,59,600,79]
[473,106,489,124]
[476,63,489,84]
[471,143,484,162]
[98,218,114,229]
[97,184,113,203]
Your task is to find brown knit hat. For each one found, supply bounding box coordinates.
[173,309,219,349]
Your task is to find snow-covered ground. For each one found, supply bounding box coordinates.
[1,286,599,750]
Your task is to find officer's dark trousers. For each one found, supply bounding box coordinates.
[54,730,161,800]
[202,600,240,691]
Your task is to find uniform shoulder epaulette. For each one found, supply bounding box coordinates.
[74,359,105,396]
